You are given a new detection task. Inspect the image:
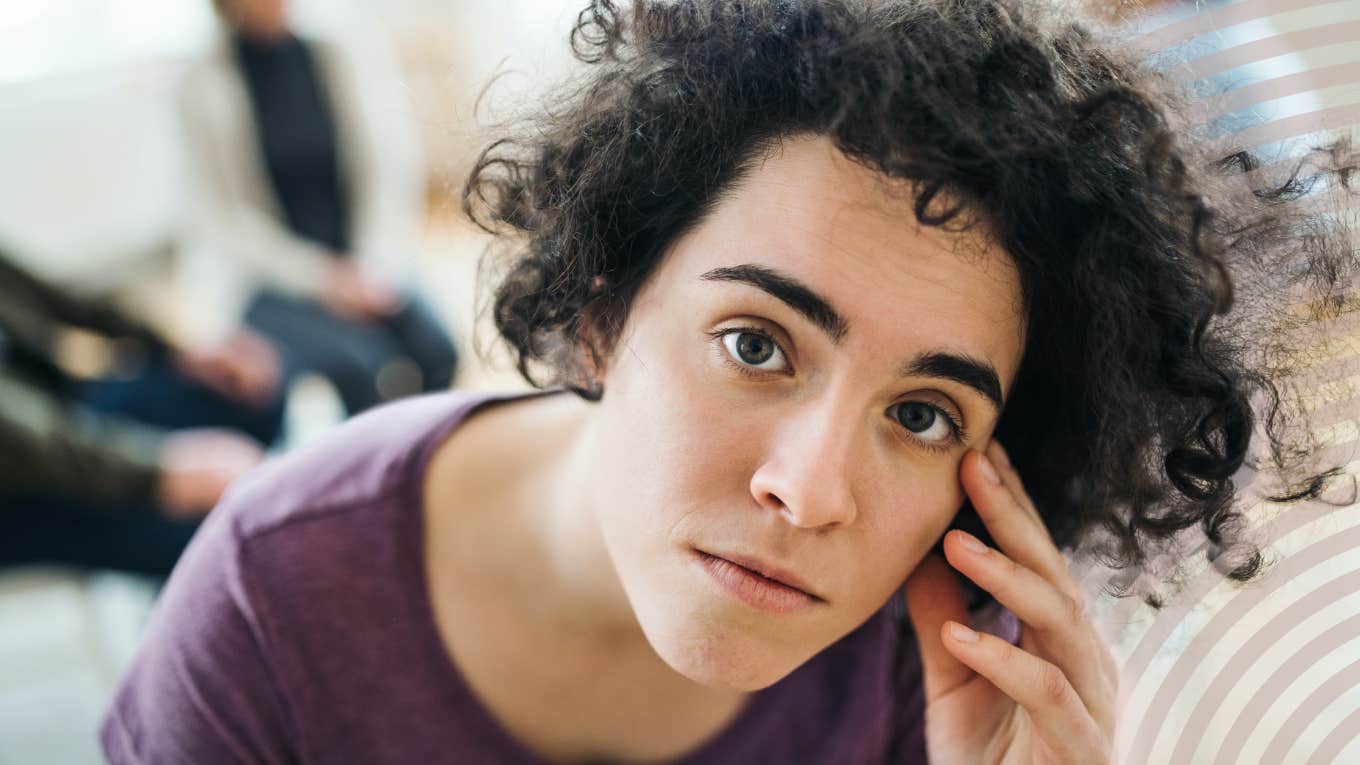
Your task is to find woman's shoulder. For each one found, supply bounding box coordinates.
[212,388,559,600]
[149,391,497,639]
[102,390,529,763]
[222,391,482,535]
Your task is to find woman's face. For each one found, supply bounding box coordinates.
[586,135,1027,690]
[223,0,288,39]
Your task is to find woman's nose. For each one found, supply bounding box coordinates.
[748,403,860,529]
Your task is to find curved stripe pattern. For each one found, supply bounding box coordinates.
[1073,3,1360,763]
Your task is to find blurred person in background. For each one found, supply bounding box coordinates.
[176,0,459,416]
[0,250,280,578]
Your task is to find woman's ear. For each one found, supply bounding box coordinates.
[571,277,613,397]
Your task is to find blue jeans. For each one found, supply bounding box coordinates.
[0,497,199,578]
[82,354,287,447]
[245,290,459,415]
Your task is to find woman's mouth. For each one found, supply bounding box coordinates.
[693,550,823,614]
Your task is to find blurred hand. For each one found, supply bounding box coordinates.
[174,329,282,407]
[323,261,401,320]
[155,429,265,519]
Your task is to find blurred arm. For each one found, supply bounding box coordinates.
[0,374,164,513]
[0,253,168,353]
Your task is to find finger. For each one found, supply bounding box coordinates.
[901,552,973,704]
[941,620,1110,763]
[978,445,1121,688]
[944,530,1119,734]
[965,449,1081,604]
[987,440,1041,524]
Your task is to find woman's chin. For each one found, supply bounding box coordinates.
[639,617,807,691]
[663,650,795,692]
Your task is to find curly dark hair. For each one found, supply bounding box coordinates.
[463,0,1358,615]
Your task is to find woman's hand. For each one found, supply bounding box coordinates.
[902,440,1119,765]
[155,429,265,519]
[174,329,281,407]
[323,262,402,320]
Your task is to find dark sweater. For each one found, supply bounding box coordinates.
[234,33,351,255]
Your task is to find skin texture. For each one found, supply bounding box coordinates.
[582,135,1028,690]
[429,136,1120,762]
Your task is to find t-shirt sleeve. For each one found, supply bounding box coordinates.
[100,503,299,764]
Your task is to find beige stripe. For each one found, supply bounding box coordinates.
[1167,22,1360,83]
[1180,62,1360,126]
[1301,703,1360,764]
[1258,653,1360,762]
[1298,375,1360,412]
[1119,524,1360,764]
[1247,148,1360,192]
[1072,448,1359,605]
[1272,340,1360,378]
[1305,393,1360,429]
[1101,6,1360,762]
[1304,440,1360,475]
[1289,288,1360,318]
[1103,491,1356,701]
[1133,0,1342,53]
[1313,417,1360,448]
[1164,599,1360,764]
[1210,614,1360,764]
[1210,103,1360,154]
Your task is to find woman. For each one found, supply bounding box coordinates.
[177,0,458,414]
[104,1,1354,762]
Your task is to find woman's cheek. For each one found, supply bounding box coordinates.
[878,469,961,559]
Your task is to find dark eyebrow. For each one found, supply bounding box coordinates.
[902,351,1004,412]
[699,264,848,342]
[700,263,1004,411]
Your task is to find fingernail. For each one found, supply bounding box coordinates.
[948,622,979,643]
[978,452,1001,484]
[956,531,987,554]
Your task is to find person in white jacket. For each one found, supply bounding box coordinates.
[178,0,458,414]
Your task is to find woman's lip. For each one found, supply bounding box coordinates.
[703,550,823,600]
[695,551,820,614]
[694,549,825,603]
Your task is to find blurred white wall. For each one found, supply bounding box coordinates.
[0,0,584,283]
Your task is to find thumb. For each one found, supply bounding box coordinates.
[902,550,974,704]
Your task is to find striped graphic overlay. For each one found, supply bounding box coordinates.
[1071,2,1360,763]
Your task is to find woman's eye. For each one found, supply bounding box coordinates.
[720,330,790,373]
[890,401,961,447]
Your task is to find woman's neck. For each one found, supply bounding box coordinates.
[424,391,647,648]
[421,391,753,761]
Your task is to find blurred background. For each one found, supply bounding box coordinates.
[0,2,555,761]
[0,0,1355,763]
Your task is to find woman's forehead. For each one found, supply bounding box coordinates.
[686,139,1003,274]
[658,137,1027,370]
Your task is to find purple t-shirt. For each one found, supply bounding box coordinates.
[101,390,1019,764]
